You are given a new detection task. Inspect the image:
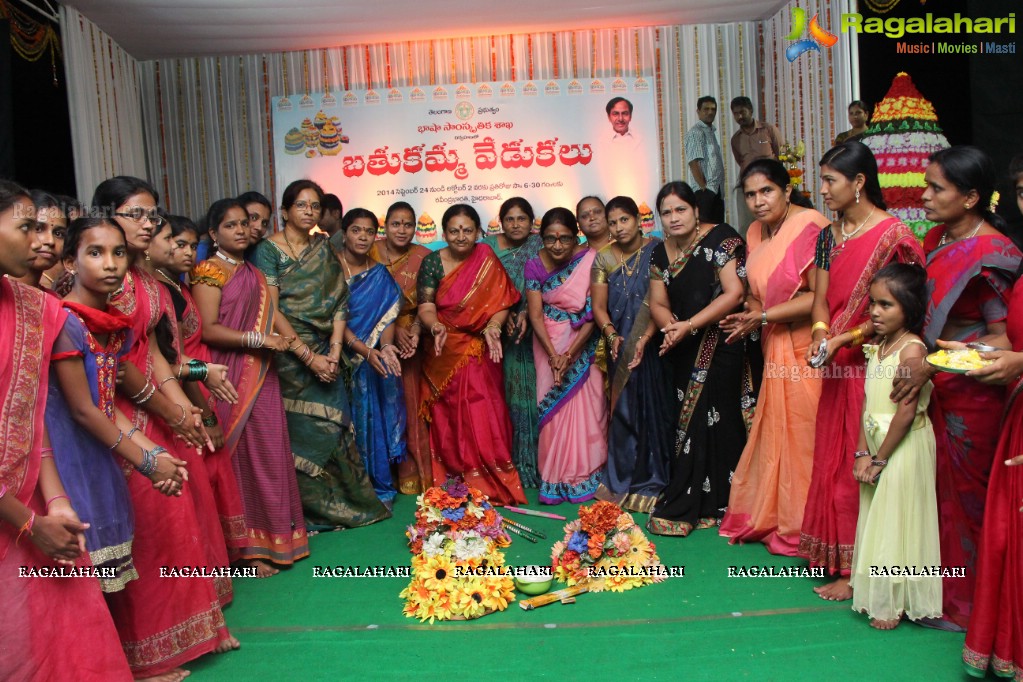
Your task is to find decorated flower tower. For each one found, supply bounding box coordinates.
[861,71,950,240]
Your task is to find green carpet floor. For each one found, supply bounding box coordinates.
[188,490,967,681]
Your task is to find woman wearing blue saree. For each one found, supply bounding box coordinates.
[250,180,389,529]
[337,208,406,507]
[591,196,670,513]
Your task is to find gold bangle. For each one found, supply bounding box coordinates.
[811,321,830,334]
[850,327,864,345]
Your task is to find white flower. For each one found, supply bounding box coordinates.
[422,533,447,557]
[702,477,711,493]
[452,532,489,561]
[677,388,685,402]
[423,505,444,524]
[465,501,485,519]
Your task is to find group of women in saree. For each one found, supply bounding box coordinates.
[5,136,1023,680]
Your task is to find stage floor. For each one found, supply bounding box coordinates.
[190,489,965,680]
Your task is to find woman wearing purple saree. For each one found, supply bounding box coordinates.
[192,198,309,576]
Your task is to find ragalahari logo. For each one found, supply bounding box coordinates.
[785,7,839,61]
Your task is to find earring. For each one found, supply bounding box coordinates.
[964,202,971,210]
[855,188,860,204]
[144,250,151,261]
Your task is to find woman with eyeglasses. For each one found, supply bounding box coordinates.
[417,203,526,505]
[251,179,389,529]
[525,208,607,503]
[645,181,759,538]
[190,199,309,578]
[369,201,433,495]
[337,208,405,508]
[481,197,543,488]
[591,196,670,513]
[95,175,240,678]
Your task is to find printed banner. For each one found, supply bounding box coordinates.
[272,79,660,245]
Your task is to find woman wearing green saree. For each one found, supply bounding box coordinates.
[251,180,389,529]
[481,197,543,487]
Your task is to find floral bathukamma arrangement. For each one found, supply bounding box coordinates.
[401,477,516,622]
[550,501,666,592]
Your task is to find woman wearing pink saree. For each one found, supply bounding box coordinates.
[719,159,827,555]
[526,208,607,503]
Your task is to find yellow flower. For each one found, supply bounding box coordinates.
[422,553,457,592]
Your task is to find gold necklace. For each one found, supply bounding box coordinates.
[617,241,644,277]
[341,253,367,280]
[879,329,910,360]
[938,219,983,246]
[282,226,306,260]
[155,268,182,294]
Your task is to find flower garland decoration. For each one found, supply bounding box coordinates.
[400,477,515,622]
[550,501,666,593]
[777,141,806,188]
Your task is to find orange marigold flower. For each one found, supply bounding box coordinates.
[587,532,606,559]
[580,501,622,534]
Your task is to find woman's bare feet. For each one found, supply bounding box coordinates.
[251,559,279,578]
[213,635,241,654]
[870,616,902,630]
[136,668,190,681]
[813,577,852,601]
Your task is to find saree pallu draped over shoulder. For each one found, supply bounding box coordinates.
[251,237,390,529]
[370,242,433,494]
[482,233,543,487]
[593,239,671,513]
[646,224,760,537]
[344,263,406,504]
[720,209,827,555]
[204,260,310,564]
[419,243,527,505]
[963,281,1023,676]
[527,249,607,504]
[922,229,1022,628]
[798,218,923,575]
[107,267,231,677]
[0,278,132,681]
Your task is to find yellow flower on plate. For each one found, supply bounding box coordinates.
[422,554,457,592]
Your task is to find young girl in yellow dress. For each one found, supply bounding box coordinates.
[850,263,941,629]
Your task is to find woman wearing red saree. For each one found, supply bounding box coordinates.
[417,204,527,505]
[0,180,131,680]
[369,202,433,495]
[890,146,1021,629]
[799,142,923,601]
[149,214,249,563]
[96,176,238,679]
[961,153,1023,677]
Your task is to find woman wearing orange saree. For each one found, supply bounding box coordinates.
[369,201,433,495]
[417,204,527,505]
[0,180,132,681]
[719,159,827,555]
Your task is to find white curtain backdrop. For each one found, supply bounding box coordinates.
[760,0,860,217]
[135,26,768,224]
[60,5,147,203]
[59,7,857,224]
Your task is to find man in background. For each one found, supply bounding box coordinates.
[729,96,782,234]
[683,96,725,224]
